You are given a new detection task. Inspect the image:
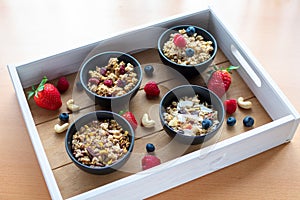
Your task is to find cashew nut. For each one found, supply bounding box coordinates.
[54,123,69,134]
[141,113,156,128]
[237,97,252,109]
[66,99,80,112]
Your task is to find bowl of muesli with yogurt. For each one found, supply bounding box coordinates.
[80,51,142,109]
[159,85,224,145]
[158,25,217,77]
[65,111,134,175]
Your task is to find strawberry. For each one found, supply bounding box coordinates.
[141,155,161,170]
[144,81,160,97]
[27,76,62,110]
[207,65,239,98]
[56,76,69,93]
[119,110,138,130]
[224,99,237,115]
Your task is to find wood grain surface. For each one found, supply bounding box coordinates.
[1,0,300,199]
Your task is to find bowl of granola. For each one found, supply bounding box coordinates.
[158,25,217,77]
[65,111,134,175]
[80,51,142,110]
[159,85,224,145]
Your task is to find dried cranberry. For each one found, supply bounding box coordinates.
[88,78,100,85]
[119,65,126,75]
[117,79,126,87]
[100,67,107,76]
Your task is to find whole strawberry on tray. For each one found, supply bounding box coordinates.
[207,65,239,98]
[27,76,62,110]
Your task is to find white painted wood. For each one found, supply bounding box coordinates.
[14,10,210,89]
[208,8,300,122]
[7,7,300,200]
[67,115,296,200]
[7,65,63,200]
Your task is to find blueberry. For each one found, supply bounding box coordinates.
[146,143,155,152]
[59,113,69,123]
[144,65,154,76]
[185,48,195,57]
[202,119,212,129]
[76,81,84,91]
[243,116,254,127]
[227,116,236,126]
[186,26,196,36]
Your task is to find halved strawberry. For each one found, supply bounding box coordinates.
[207,65,239,98]
[119,110,138,130]
[142,155,161,170]
[27,76,62,110]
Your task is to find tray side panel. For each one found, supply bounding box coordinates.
[15,9,211,89]
[67,115,295,200]
[7,65,63,200]
[208,8,300,123]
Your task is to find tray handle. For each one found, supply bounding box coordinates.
[230,44,262,88]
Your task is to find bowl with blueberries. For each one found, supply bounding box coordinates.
[157,25,217,77]
[159,85,224,145]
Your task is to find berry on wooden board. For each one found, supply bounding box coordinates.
[227,116,236,126]
[119,110,138,130]
[27,76,62,111]
[224,99,237,115]
[207,65,239,98]
[142,155,161,170]
[144,65,154,77]
[59,113,69,123]
[146,143,155,153]
[56,76,69,93]
[144,81,160,97]
[243,116,255,127]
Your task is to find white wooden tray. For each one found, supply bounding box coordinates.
[7,7,300,200]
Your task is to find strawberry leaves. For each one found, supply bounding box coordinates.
[27,76,48,100]
[27,76,62,110]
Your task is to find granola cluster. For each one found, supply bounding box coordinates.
[163,95,219,136]
[87,57,139,97]
[72,119,131,167]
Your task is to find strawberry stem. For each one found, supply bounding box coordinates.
[226,65,240,73]
[27,76,48,100]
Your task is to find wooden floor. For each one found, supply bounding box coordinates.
[24,48,271,199]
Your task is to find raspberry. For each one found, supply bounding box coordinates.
[144,81,160,97]
[224,99,237,115]
[56,76,69,93]
[173,34,186,48]
[142,155,161,170]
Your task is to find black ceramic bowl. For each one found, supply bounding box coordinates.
[80,51,142,110]
[159,85,224,145]
[65,111,134,175]
[158,25,217,77]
